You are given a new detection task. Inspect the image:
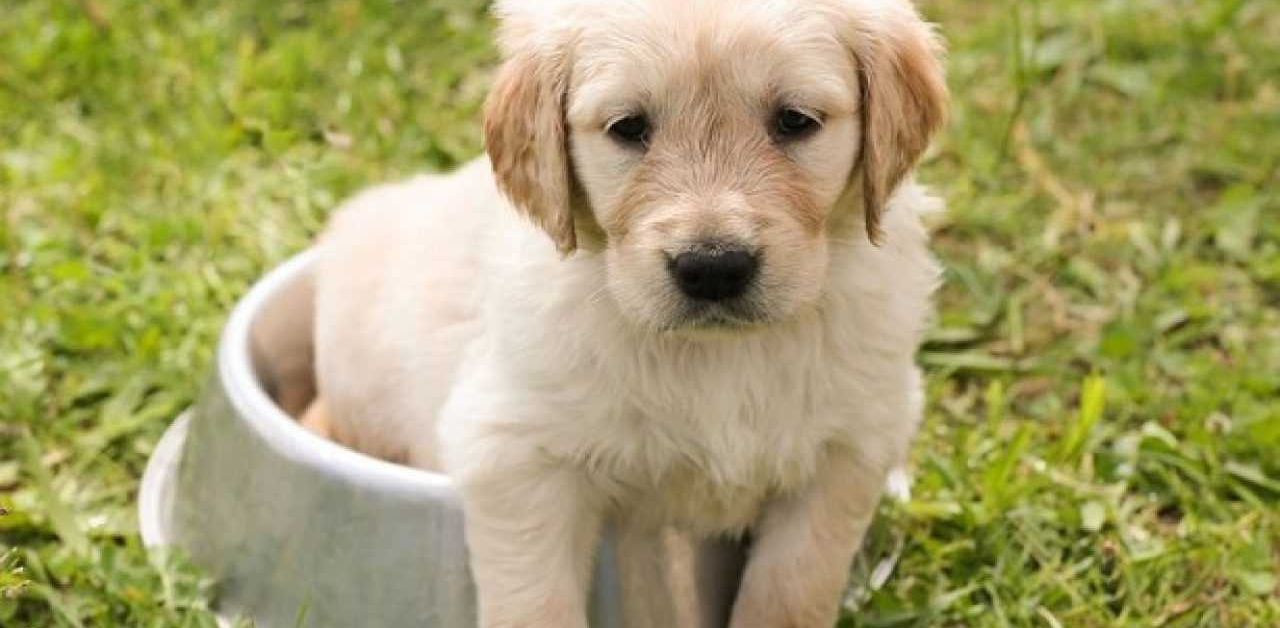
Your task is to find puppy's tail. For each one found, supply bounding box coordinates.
[299,397,334,440]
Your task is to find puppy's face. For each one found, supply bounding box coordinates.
[486,0,946,333]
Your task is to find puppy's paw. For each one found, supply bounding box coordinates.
[729,596,834,628]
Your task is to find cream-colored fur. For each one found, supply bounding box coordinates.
[312,1,946,626]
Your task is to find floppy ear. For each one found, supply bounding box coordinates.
[483,30,578,254]
[846,2,948,243]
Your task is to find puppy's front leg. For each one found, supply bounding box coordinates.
[729,452,883,628]
[455,450,604,628]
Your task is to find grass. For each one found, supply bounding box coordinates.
[0,0,1276,626]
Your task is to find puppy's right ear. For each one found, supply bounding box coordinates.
[484,5,577,254]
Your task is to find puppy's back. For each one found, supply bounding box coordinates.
[311,159,504,469]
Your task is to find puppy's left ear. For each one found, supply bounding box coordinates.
[484,11,578,254]
[844,1,948,243]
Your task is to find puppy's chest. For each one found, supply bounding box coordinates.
[611,432,819,534]
[584,360,855,533]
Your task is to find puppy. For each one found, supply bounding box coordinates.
[311,0,946,626]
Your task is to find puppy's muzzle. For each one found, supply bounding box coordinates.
[668,243,760,302]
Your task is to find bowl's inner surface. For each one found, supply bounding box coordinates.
[247,262,320,422]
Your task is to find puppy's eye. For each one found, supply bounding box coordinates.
[774,108,821,141]
[607,114,651,147]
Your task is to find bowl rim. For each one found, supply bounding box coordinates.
[218,248,457,498]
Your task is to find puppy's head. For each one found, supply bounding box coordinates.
[485,0,946,332]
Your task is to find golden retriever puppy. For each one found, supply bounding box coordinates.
[311,0,947,626]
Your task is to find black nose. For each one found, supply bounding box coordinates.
[669,247,760,301]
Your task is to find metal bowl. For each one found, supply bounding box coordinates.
[137,250,745,627]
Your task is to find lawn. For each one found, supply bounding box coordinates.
[1,0,1277,626]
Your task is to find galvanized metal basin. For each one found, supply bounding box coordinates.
[137,250,745,627]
